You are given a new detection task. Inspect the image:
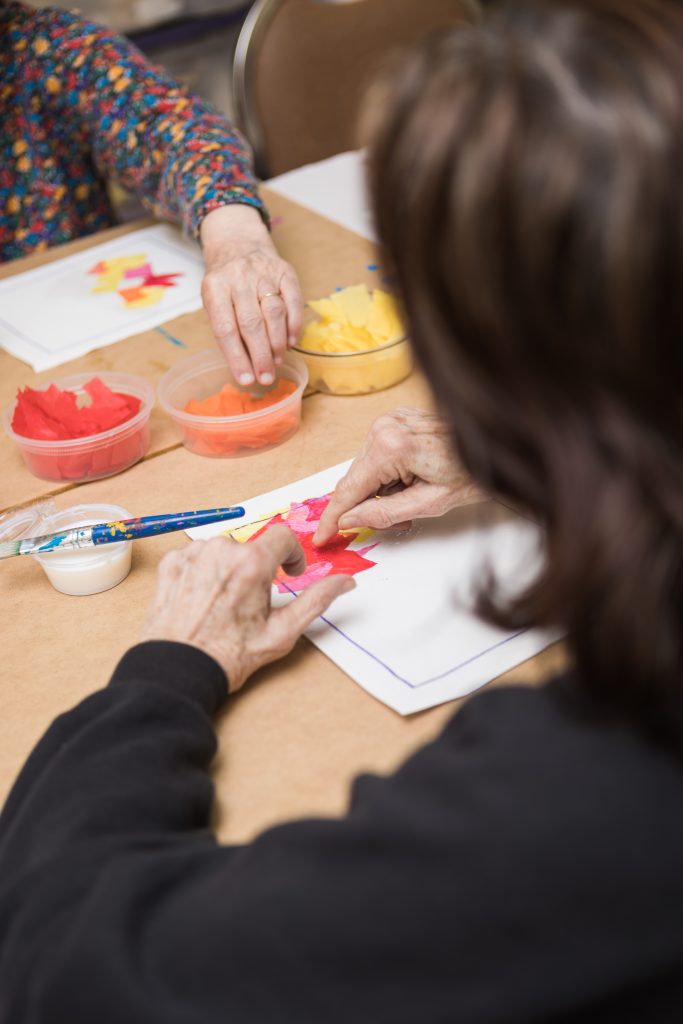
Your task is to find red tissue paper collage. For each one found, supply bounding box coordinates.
[249,495,378,593]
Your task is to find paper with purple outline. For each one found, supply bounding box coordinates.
[188,462,559,715]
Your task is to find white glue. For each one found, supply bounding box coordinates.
[33,503,132,596]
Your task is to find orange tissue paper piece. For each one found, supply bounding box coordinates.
[12,377,141,441]
[184,379,296,418]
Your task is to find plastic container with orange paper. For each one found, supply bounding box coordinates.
[157,349,307,457]
[3,372,153,483]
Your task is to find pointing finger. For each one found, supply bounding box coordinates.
[252,523,307,580]
[232,290,276,386]
[202,281,256,385]
[266,575,356,654]
[337,490,423,531]
[314,457,384,546]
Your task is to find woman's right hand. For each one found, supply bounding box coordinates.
[314,408,484,547]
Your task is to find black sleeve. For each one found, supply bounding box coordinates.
[0,641,231,1023]
[1,643,675,1023]
[0,639,488,1024]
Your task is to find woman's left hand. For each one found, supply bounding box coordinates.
[314,408,484,546]
[200,204,303,387]
[140,526,355,692]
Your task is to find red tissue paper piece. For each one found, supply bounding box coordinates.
[12,377,141,441]
[141,271,181,288]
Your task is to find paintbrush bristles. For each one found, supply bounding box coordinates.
[0,539,23,560]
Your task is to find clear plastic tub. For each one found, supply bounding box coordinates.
[0,499,58,544]
[32,503,133,596]
[2,372,153,483]
[294,335,412,395]
[157,349,308,457]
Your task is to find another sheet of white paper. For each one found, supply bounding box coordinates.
[0,224,204,371]
[268,151,376,242]
[188,463,559,715]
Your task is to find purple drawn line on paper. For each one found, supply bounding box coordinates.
[279,577,528,691]
[321,614,528,690]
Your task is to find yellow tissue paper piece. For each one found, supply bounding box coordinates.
[303,321,375,353]
[367,289,405,342]
[89,255,148,293]
[307,297,348,324]
[329,283,373,329]
[299,285,404,354]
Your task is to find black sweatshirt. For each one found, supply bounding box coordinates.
[1,641,683,1023]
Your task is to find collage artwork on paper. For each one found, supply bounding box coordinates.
[0,224,204,371]
[87,254,184,309]
[188,462,559,715]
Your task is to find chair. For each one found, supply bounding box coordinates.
[233,0,480,178]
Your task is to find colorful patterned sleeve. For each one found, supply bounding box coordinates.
[26,7,266,238]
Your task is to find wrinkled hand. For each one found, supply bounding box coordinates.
[314,408,484,546]
[200,205,303,387]
[140,526,355,691]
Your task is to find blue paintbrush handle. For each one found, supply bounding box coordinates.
[90,507,245,544]
[2,507,245,558]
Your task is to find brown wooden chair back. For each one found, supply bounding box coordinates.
[233,0,480,178]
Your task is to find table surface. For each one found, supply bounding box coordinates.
[0,161,567,843]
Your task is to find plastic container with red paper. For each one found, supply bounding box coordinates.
[3,373,154,482]
[157,350,307,457]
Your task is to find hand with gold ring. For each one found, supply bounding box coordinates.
[199,204,303,387]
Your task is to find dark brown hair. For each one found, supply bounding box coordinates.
[367,0,683,732]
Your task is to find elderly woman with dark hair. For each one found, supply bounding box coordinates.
[1,1,683,1020]
[0,1,302,386]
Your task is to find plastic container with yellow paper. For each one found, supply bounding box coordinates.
[295,285,412,395]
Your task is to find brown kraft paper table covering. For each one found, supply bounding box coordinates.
[0,194,567,842]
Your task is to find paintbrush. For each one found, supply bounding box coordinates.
[0,506,245,560]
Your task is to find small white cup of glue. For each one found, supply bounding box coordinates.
[33,503,133,596]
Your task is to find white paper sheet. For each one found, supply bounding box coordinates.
[188,462,559,715]
[0,224,204,371]
[268,151,376,242]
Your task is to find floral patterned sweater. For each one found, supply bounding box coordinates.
[0,1,264,263]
